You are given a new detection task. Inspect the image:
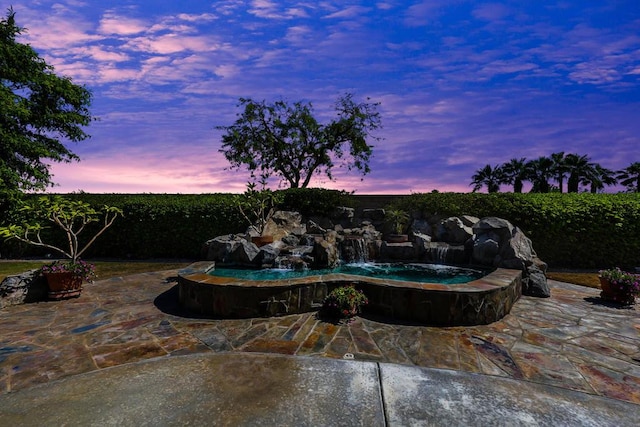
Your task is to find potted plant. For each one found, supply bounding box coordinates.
[40,259,97,299]
[321,284,368,321]
[384,208,410,243]
[599,267,640,305]
[0,196,122,299]
[236,176,283,246]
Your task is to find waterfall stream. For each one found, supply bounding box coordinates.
[340,237,368,263]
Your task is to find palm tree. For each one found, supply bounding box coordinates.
[617,162,640,193]
[526,157,554,193]
[501,157,529,193]
[583,164,618,193]
[564,153,595,193]
[550,151,567,193]
[470,164,505,193]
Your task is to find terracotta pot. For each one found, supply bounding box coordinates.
[599,277,635,305]
[251,235,274,247]
[44,272,83,300]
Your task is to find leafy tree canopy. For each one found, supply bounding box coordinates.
[0,9,93,196]
[217,93,381,188]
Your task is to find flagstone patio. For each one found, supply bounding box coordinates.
[0,270,638,406]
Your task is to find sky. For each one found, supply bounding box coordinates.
[7,0,640,194]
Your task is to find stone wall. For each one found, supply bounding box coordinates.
[178,263,523,326]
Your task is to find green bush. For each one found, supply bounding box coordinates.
[278,188,355,217]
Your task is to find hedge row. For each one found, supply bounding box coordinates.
[1,191,639,269]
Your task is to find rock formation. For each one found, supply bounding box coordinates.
[202,209,550,298]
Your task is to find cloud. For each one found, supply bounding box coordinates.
[403,0,453,27]
[98,13,148,35]
[472,3,512,21]
[324,6,372,20]
[248,0,309,20]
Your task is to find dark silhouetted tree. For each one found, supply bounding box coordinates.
[526,157,554,193]
[470,164,505,193]
[550,151,567,193]
[584,164,617,193]
[501,157,528,193]
[1,9,93,196]
[564,153,595,193]
[217,93,381,188]
[617,162,640,192]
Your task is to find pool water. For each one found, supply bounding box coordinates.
[209,263,487,284]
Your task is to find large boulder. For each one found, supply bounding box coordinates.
[472,232,501,265]
[436,217,473,244]
[459,215,480,227]
[0,270,48,308]
[230,240,260,265]
[472,217,514,245]
[204,234,244,262]
[522,264,550,297]
[472,217,549,297]
[311,238,339,269]
[330,206,355,228]
[306,220,327,235]
[410,219,433,237]
[253,242,282,267]
[412,232,432,258]
[262,211,306,241]
[497,228,536,269]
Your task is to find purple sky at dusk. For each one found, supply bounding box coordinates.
[8,0,640,194]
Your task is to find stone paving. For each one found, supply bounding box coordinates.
[0,270,639,407]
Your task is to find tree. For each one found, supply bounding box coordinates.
[0,196,122,262]
[217,93,381,188]
[617,162,640,192]
[583,164,617,193]
[549,151,567,193]
[470,164,505,193]
[526,157,554,193]
[564,153,595,193]
[501,157,528,193]
[1,9,93,196]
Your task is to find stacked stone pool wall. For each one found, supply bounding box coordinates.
[178,263,522,326]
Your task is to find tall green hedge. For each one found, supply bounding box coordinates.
[1,191,639,269]
[0,194,244,259]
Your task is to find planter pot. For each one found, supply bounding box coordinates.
[322,304,359,320]
[386,234,409,243]
[44,272,83,300]
[599,277,635,305]
[251,235,274,247]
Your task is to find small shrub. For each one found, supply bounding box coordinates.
[321,284,368,321]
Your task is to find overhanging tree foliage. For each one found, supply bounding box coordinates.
[217,93,381,188]
[0,9,93,196]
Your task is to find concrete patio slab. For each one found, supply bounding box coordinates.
[1,352,638,426]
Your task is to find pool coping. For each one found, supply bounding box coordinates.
[177,262,522,325]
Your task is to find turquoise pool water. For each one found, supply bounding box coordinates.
[209,263,487,284]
